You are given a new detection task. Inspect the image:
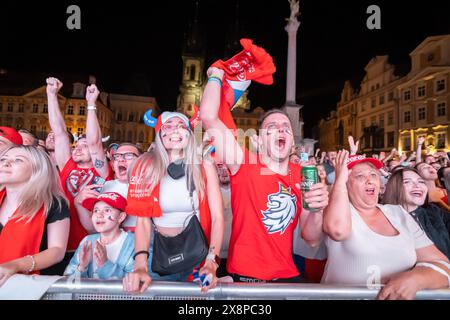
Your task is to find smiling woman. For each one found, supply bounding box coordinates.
[383,167,450,259]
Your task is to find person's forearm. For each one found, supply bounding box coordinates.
[416,144,423,164]
[323,179,352,241]
[199,78,222,128]
[208,214,224,257]
[134,217,151,271]
[412,266,450,291]
[47,94,67,135]
[12,247,66,273]
[74,204,95,234]
[301,211,324,247]
[86,108,102,148]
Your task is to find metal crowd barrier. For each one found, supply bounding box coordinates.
[42,278,450,300]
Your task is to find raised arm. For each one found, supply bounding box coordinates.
[323,150,352,241]
[86,84,109,179]
[416,137,425,164]
[199,67,243,175]
[46,77,72,169]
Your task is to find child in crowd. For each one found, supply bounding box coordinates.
[64,192,135,279]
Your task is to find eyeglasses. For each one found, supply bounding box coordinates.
[113,152,138,161]
[161,123,190,132]
[263,123,293,135]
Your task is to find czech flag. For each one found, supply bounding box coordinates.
[211,39,276,132]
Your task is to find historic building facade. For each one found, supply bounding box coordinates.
[318,34,450,153]
[0,81,158,151]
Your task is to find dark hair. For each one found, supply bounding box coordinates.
[257,109,290,129]
[382,167,429,208]
[117,142,142,155]
[437,166,450,189]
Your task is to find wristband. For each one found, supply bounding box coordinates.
[87,105,97,110]
[133,250,149,260]
[208,76,222,86]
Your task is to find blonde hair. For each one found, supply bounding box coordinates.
[128,128,205,200]
[1,145,67,220]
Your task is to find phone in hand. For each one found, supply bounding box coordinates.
[91,176,106,193]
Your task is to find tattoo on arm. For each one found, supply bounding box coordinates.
[94,159,105,169]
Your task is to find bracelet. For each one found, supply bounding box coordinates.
[208,76,222,86]
[133,250,149,260]
[26,255,36,274]
[87,105,97,110]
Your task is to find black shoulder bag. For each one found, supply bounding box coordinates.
[151,184,208,276]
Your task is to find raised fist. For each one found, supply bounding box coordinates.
[207,67,225,80]
[46,77,63,96]
[86,84,100,106]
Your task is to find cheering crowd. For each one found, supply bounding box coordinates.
[0,45,449,300]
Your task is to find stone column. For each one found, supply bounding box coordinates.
[285,20,301,106]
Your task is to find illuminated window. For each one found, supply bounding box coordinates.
[437,133,446,149]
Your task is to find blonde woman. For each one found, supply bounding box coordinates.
[123,112,224,293]
[0,146,70,285]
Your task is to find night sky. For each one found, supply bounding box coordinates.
[1,0,449,136]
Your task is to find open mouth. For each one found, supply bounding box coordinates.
[118,165,127,176]
[365,187,376,196]
[95,221,106,226]
[410,190,424,198]
[275,137,287,150]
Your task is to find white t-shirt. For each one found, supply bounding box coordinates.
[101,180,136,229]
[153,174,200,228]
[321,204,433,285]
[93,230,128,277]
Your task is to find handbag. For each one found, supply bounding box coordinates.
[151,186,208,276]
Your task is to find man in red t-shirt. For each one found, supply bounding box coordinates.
[200,67,329,282]
[46,78,113,266]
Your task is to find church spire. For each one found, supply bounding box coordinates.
[183,0,204,57]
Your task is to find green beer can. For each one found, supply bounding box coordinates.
[301,165,319,212]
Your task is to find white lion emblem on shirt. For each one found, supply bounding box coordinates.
[261,183,297,235]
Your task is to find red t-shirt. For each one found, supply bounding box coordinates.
[227,149,302,280]
[59,158,113,251]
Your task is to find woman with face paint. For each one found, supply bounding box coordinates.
[64,192,135,279]
[123,112,224,294]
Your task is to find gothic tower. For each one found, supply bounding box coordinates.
[177,1,205,117]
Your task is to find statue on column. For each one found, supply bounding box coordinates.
[287,0,300,24]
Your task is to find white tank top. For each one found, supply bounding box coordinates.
[153,174,200,228]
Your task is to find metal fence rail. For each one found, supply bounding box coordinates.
[42,278,450,300]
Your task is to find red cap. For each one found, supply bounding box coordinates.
[154,112,191,133]
[82,192,127,212]
[0,127,23,145]
[346,154,384,170]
